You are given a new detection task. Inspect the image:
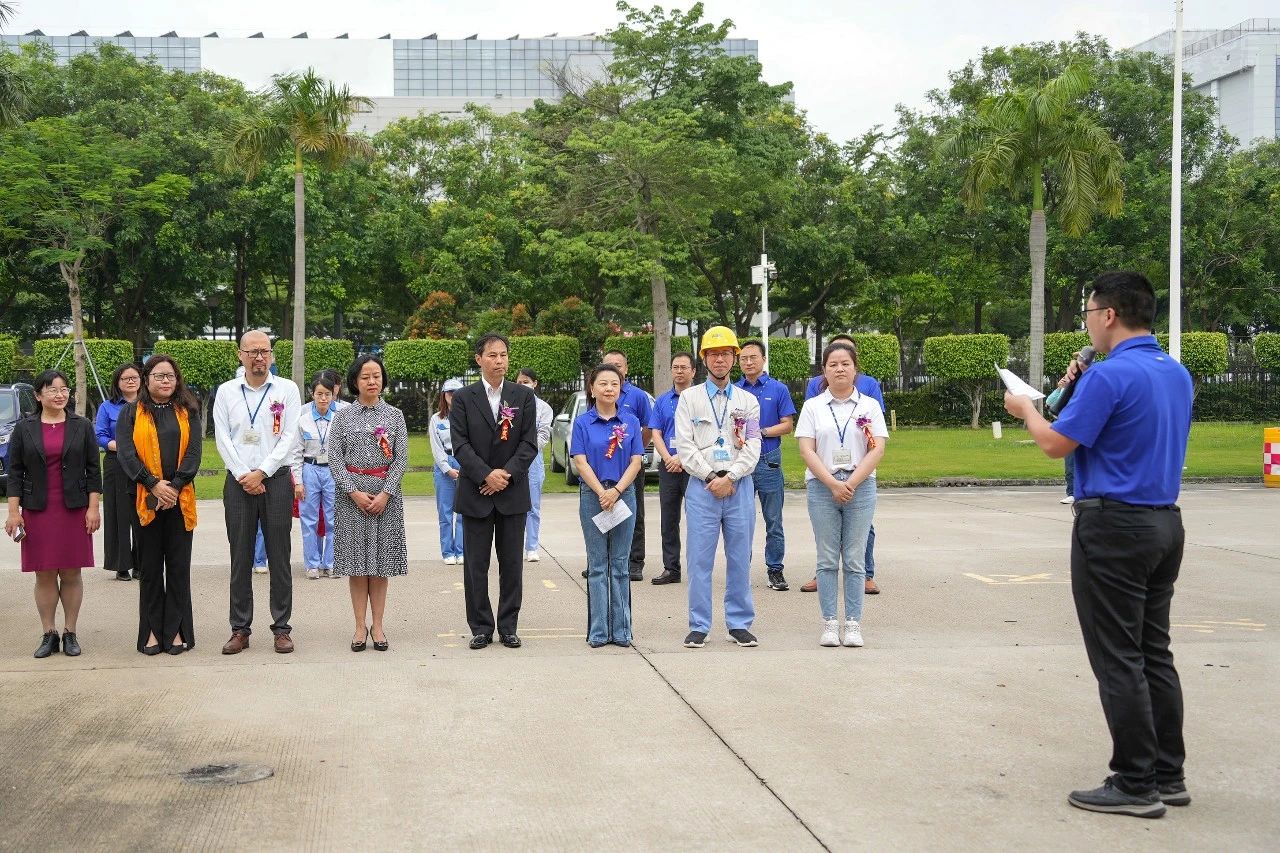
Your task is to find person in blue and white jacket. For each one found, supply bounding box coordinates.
[429,378,465,564]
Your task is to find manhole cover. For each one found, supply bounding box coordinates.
[181,763,274,786]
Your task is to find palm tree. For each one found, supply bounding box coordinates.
[0,1,27,127]
[227,68,372,389]
[943,63,1123,395]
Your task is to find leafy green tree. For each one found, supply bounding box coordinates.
[0,1,24,127]
[227,68,373,391]
[943,62,1124,394]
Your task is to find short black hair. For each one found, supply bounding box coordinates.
[473,332,510,356]
[518,367,539,383]
[603,349,628,364]
[671,352,695,368]
[347,355,389,398]
[828,334,858,353]
[1089,271,1157,330]
[109,361,143,401]
[739,340,765,355]
[310,371,340,393]
[585,363,625,408]
[32,369,69,396]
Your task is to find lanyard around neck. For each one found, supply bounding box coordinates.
[242,382,270,428]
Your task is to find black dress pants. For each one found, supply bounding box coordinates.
[224,470,294,636]
[628,475,646,571]
[657,467,688,573]
[135,505,194,652]
[462,509,525,637]
[1071,503,1186,793]
[102,452,139,573]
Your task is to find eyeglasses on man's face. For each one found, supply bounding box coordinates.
[1077,306,1110,320]
[240,349,271,359]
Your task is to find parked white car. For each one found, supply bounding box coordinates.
[549,391,662,486]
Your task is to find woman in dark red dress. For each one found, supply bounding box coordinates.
[4,370,102,658]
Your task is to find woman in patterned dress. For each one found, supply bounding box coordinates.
[327,355,409,652]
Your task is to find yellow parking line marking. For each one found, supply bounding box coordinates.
[542,580,558,590]
[963,572,1068,585]
[1172,619,1266,634]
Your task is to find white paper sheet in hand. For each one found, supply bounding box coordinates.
[995,363,1045,400]
[593,500,633,534]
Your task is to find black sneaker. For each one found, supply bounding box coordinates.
[629,568,643,582]
[683,631,707,648]
[1068,777,1165,818]
[1158,781,1191,807]
[116,570,131,581]
[727,628,758,647]
[767,570,789,591]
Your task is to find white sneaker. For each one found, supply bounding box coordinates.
[253,565,268,575]
[443,555,456,565]
[306,568,320,580]
[1060,495,1075,505]
[842,620,864,647]
[321,568,333,578]
[526,550,540,562]
[820,619,840,647]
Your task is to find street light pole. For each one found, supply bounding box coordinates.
[1170,0,1185,361]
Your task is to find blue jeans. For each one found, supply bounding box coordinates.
[865,524,876,579]
[685,476,756,633]
[806,477,877,622]
[580,484,636,645]
[750,447,785,572]
[1064,452,1076,497]
[433,459,464,559]
[299,463,335,569]
[254,524,266,567]
[526,456,546,552]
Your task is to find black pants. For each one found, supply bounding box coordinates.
[657,468,688,573]
[102,452,139,573]
[135,505,194,652]
[628,475,646,571]
[462,509,525,637]
[224,470,293,636]
[1071,503,1186,793]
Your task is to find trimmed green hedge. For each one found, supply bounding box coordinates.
[507,336,581,384]
[845,333,900,380]
[273,338,356,381]
[0,338,15,383]
[383,339,471,382]
[1161,332,1228,379]
[1192,382,1280,421]
[34,338,135,381]
[1256,333,1280,371]
[152,340,239,390]
[758,338,810,382]
[884,384,1007,427]
[923,334,1010,428]
[1044,332,1093,377]
[602,335,694,377]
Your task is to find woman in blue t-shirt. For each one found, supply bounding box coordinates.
[571,364,645,647]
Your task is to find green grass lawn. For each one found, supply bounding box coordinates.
[191,422,1265,499]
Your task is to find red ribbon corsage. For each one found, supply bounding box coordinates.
[270,400,284,436]
[373,425,393,459]
[857,414,877,451]
[498,404,516,441]
[605,424,626,459]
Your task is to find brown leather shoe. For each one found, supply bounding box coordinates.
[800,576,817,593]
[273,632,294,654]
[865,578,880,595]
[221,632,249,655]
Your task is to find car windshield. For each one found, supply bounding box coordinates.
[0,394,17,423]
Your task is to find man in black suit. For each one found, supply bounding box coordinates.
[450,333,539,649]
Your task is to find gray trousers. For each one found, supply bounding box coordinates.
[224,470,293,636]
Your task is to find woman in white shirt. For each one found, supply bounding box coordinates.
[296,372,345,579]
[429,378,465,564]
[794,341,888,648]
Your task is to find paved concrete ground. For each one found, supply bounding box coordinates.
[0,484,1276,851]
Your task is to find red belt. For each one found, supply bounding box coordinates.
[346,465,389,478]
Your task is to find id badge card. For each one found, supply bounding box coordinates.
[242,429,261,446]
[713,447,732,464]
[832,449,852,466]
[315,453,328,465]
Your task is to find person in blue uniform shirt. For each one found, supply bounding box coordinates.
[735,340,797,592]
[602,349,653,581]
[648,352,696,585]
[803,335,887,595]
[296,372,345,579]
[571,364,645,647]
[1004,271,1193,819]
[674,326,762,649]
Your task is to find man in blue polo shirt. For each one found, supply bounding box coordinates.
[736,340,797,591]
[603,350,654,581]
[1005,271,1192,820]
[802,335,888,595]
[649,352,696,585]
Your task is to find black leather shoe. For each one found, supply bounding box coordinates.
[500,633,521,648]
[116,570,132,581]
[141,644,162,656]
[34,630,59,658]
[372,633,389,652]
[166,643,186,656]
[351,628,368,653]
[629,569,643,582]
[651,570,681,585]
[469,634,492,650]
[131,568,141,580]
[62,631,81,657]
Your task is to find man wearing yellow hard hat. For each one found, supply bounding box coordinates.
[673,326,763,648]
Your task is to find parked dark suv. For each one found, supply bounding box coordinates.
[0,383,38,496]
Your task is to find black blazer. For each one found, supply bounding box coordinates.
[450,380,539,518]
[7,413,102,511]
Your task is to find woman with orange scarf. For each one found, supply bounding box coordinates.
[116,355,202,655]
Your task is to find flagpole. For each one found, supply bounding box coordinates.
[1170,0,1184,360]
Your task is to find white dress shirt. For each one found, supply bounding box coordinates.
[794,388,888,481]
[213,375,303,479]
[484,379,503,420]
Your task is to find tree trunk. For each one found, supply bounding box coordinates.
[59,256,89,417]
[234,234,248,344]
[973,300,982,333]
[650,266,671,394]
[291,157,307,395]
[1029,205,1047,402]
[969,385,982,430]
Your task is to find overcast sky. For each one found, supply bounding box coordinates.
[5,1,1267,141]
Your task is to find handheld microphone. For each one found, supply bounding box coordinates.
[1048,346,1095,416]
